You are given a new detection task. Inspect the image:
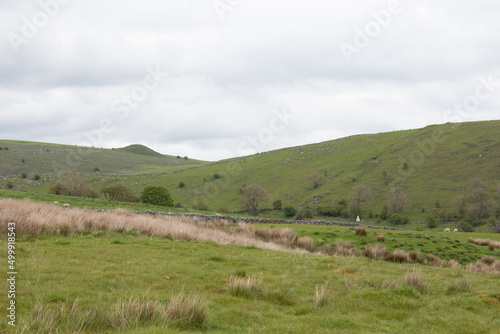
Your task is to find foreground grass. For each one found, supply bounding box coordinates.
[1,232,499,333]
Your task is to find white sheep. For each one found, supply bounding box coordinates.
[62,203,70,208]
[454,229,458,232]
[444,228,450,232]
[53,201,59,206]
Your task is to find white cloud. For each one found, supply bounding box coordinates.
[0,0,499,161]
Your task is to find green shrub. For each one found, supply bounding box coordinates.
[426,216,437,228]
[295,208,313,220]
[388,213,409,225]
[178,181,186,189]
[193,201,210,211]
[140,186,174,207]
[458,220,474,232]
[272,199,283,210]
[283,206,297,218]
[102,184,138,202]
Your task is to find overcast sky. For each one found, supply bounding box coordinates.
[1,0,499,161]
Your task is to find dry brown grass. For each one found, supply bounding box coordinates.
[364,244,390,261]
[376,235,386,243]
[408,251,424,264]
[466,257,500,274]
[0,199,314,254]
[355,227,367,236]
[448,260,462,269]
[334,240,360,257]
[391,249,411,263]
[228,275,263,298]
[468,237,500,250]
[424,254,447,268]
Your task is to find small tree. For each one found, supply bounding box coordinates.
[140,186,174,207]
[50,170,99,198]
[467,178,495,225]
[241,184,269,215]
[272,199,283,210]
[349,185,373,215]
[102,184,137,202]
[386,187,411,214]
[178,181,186,189]
[20,172,27,179]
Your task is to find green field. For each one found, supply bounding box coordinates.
[1,229,499,333]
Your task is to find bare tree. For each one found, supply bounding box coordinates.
[242,184,269,215]
[50,170,99,198]
[386,187,411,214]
[349,185,373,215]
[467,178,495,225]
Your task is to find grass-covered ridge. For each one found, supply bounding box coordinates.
[0,140,207,175]
[0,199,499,333]
[3,120,500,224]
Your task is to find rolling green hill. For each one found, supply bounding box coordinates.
[2,121,500,223]
[0,140,207,175]
[118,144,164,157]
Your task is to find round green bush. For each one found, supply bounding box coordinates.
[140,186,174,207]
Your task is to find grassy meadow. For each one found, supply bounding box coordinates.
[1,199,500,333]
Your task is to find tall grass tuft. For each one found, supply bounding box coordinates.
[424,254,447,268]
[365,244,390,261]
[466,257,500,274]
[315,282,330,308]
[166,291,209,329]
[446,275,471,294]
[228,275,263,298]
[355,227,367,236]
[408,250,424,264]
[391,249,411,263]
[468,237,500,250]
[334,240,360,257]
[110,295,167,329]
[405,269,425,293]
[377,235,386,243]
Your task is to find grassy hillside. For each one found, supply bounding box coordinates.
[3,121,500,223]
[0,140,207,175]
[118,144,164,157]
[0,199,499,333]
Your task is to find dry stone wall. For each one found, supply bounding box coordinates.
[136,211,403,231]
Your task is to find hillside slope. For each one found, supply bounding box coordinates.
[0,140,207,175]
[3,121,500,222]
[106,120,500,220]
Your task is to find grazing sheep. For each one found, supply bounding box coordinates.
[53,201,59,206]
[216,213,222,216]
[444,228,450,232]
[454,229,458,232]
[62,203,70,208]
